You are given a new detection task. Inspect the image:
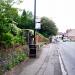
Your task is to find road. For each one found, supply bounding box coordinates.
[18,44,61,75]
[58,42,75,75]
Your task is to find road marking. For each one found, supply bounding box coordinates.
[59,53,68,75]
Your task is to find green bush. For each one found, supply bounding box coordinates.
[13,35,25,45]
[5,51,27,70]
[0,32,25,48]
[2,32,14,47]
[10,23,22,36]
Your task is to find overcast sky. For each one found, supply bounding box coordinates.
[15,0,75,32]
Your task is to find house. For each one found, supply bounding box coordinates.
[64,29,75,41]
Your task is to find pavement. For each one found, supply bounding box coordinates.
[19,44,62,75]
[4,43,62,75]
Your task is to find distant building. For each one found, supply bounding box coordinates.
[57,32,64,39]
[64,29,75,41]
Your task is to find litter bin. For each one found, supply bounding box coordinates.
[29,44,36,57]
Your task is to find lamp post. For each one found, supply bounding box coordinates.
[29,0,41,57]
[34,0,36,45]
[29,0,36,57]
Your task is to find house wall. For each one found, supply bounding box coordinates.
[67,30,75,36]
[66,29,75,41]
[68,36,75,41]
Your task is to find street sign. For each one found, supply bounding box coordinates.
[35,23,41,29]
[35,18,41,29]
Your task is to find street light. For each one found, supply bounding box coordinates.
[34,0,41,44]
[34,0,36,45]
[29,0,41,57]
[29,0,36,58]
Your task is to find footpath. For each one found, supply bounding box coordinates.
[19,44,62,75]
[5,44,62,75]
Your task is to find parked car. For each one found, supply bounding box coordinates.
[63,38,70,42]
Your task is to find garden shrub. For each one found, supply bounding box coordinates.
[5,51,27,70]
[1,32,14,47]
[10,23,22,36]
[13,35,25,45]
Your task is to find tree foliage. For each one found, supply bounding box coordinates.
[0,0,24,48]
[0,0,58,48]
[0,0,23,5]
[39,17,58,37]
[17,10,34,29]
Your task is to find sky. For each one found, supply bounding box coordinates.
[15,0,75,32]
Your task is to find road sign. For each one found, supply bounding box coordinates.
[35,18,41,29]
[35,23,41,29]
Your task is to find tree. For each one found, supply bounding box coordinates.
[0,0,24,47]
[26,11,34,29]
[0,0,23,5]
[17,10,34,29]
[0,1,19,34]
[39,17,58,37]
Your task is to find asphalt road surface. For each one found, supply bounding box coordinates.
[58,42,75,75]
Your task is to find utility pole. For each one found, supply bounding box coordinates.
[34,0,36,44]
[29,0,36,57]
